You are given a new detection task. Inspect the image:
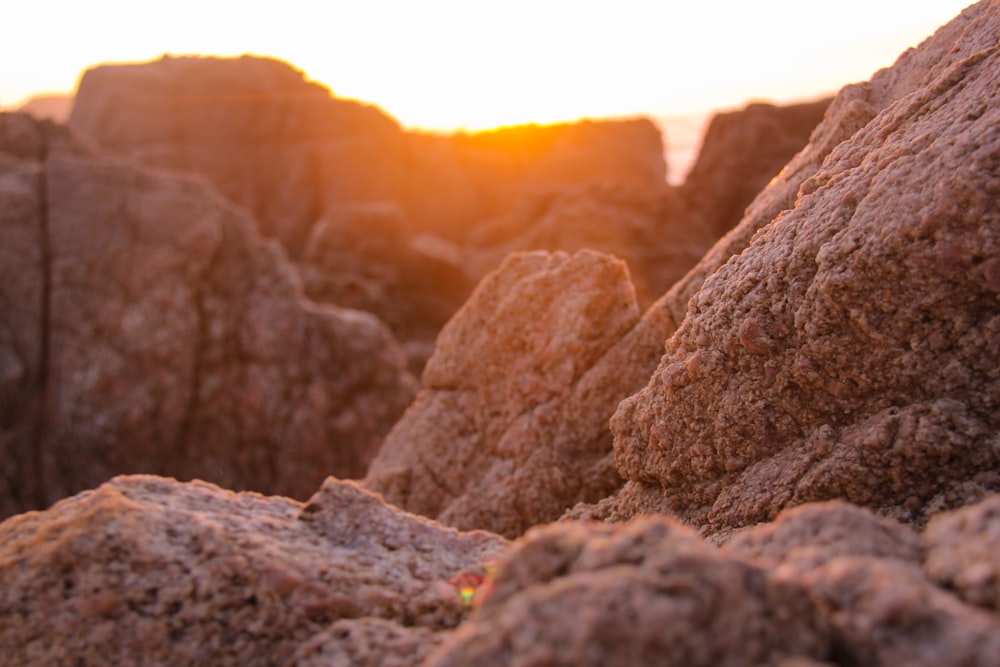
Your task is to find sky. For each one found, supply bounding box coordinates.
[0,0,975,132]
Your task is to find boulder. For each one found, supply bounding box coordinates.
[0,113,415,518]
[923,493,1000,611]
[364,250,641,537]
[0,475,507,665]
[580,0,1000,534]
[298,202,472,374]
[680,98,832,239]
[428,498,1000,667]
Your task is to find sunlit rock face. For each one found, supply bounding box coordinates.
[0,475,507,666]
[584,0,1000,534]
[68,54,668,252]
[428,499,1000,667]
[364,250,641,538]
[0,113,415,519]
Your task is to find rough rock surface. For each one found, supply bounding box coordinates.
[576,0,1000,533]
[0,475,507,665]
[465,183,715,307]
[428,499,1000,667]
[364,250,641,537]
[680,98,832,239]
[0,113,415,519]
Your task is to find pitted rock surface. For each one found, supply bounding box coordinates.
[0,475,506,666]
[429,499,1000,667]
[365,250,640,537]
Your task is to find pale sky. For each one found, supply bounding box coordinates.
[0,0,974,131]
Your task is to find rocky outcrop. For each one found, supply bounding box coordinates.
[68,55,667,249]
[0,475,507,665]
[0,113,415,519]
[923,493,1000,611]
[68,55,672,356]
[428,499,1000,666]
[364,250,640,537]
[573,0,1000,534]
[680,98,832,238]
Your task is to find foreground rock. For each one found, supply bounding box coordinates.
[365,250,640,537]
[0,114,415,519]
[0,475,507,665]
[574,0,1000,534]
[428,498,1000,666]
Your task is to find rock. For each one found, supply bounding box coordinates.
[364,250,641,537]
[465,183,715,307]
[68,54,405,255]
[595,0,1000,534]
[426,515,833,666]
[680,98,832,239]
[429,498,1000,667]
[0,475,507,665]
[286,618,447,667]
[299,202,473,374]
[68,55,671,353]
[0,113,415,518]
[17,94,74,124]
[68,55,667,250]
[923,493,1000,611]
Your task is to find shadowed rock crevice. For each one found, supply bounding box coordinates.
[365,250,641,537]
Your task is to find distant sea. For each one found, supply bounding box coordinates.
[654,112,713,185]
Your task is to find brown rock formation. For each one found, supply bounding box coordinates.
[0,113,415,519]
[429,499,1000,666]
[0,475,507,665]
[577,0,1000,534]
[923,493,1000,611]
[68,55,675,358]
[16,93,74,123]
[680,98,832,238]
[465,183,715,307]
[298,202,472,374]
[364,250,640,537]
[68,55,666,249]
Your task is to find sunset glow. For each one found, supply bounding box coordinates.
[2,0,974,132]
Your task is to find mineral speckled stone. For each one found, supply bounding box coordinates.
[365,250,641,537]
[0,475,507,666]
[603,0,1000,533]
